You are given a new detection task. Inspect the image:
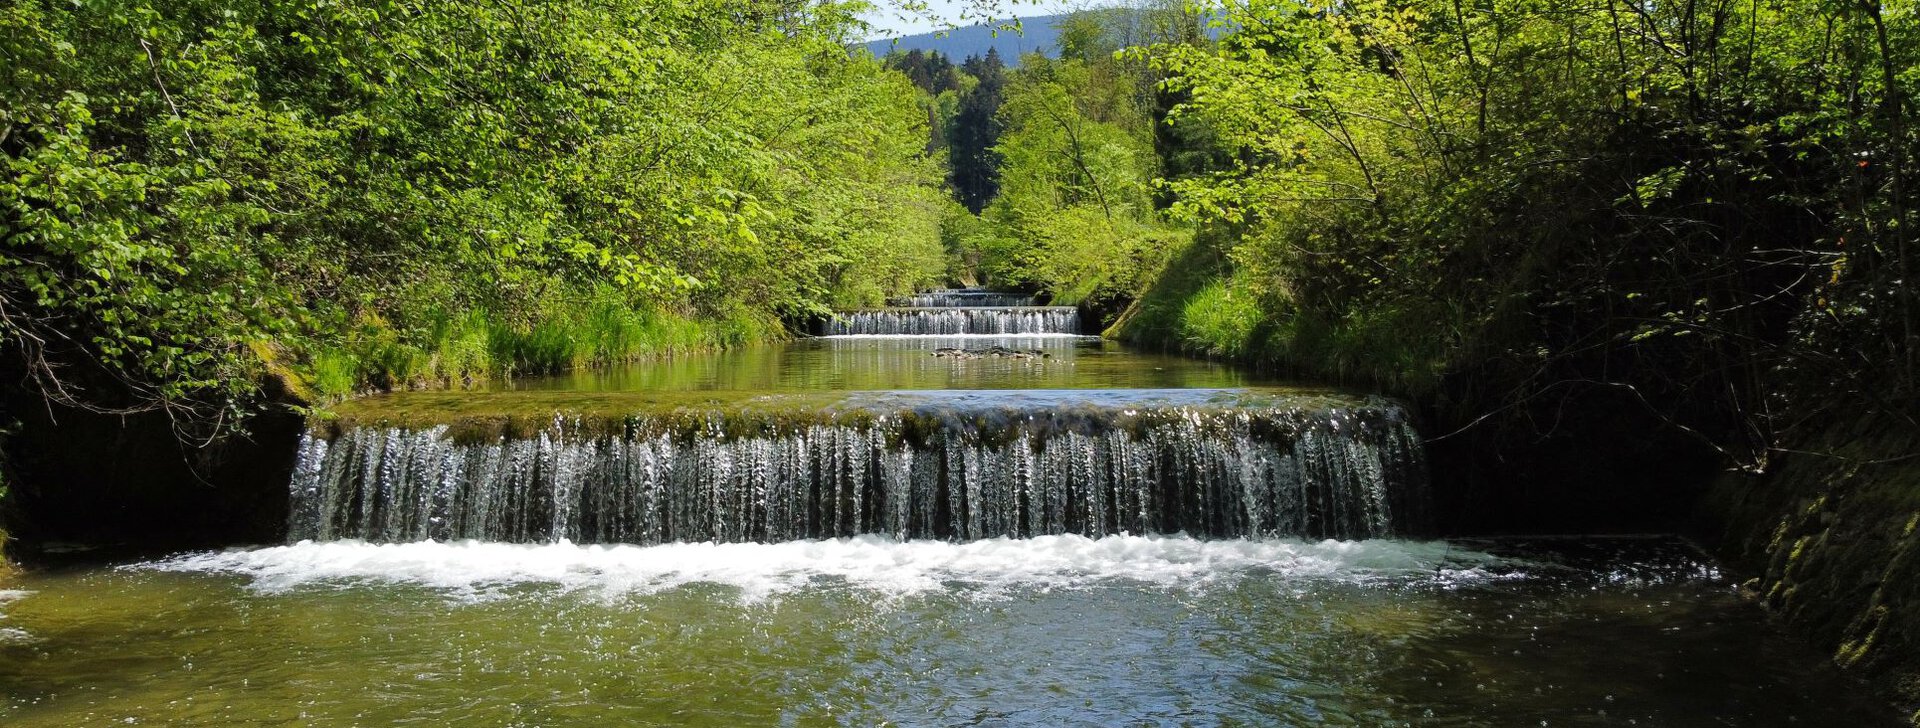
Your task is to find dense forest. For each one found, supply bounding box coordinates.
[887,0,1916,485]
[1120,0,1918,477]
[2,0,953,431]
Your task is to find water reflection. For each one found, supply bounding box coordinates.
[505,336,1251,392]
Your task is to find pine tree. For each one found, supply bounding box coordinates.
[950,48,1008,213]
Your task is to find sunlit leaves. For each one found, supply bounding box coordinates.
[1,0,949,429]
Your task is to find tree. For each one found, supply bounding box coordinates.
[949,48,1009,213]
[1138,0,1918,470]
[0,0,951,434]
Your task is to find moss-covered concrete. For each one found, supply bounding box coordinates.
[0,397,304,560]
[315,388,1408,455]
[1701,414,1920,724]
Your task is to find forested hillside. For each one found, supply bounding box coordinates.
[889,0,1915,488]
[882,6,1215,318]
[865,13,1066,63]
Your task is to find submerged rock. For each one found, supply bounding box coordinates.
[931,345,1051,360]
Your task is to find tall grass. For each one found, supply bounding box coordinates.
[1179,278,1265,359]
[300,289,785,400]
[1116,235,1458,397]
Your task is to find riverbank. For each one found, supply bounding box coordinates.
[287,301,786,402]
[1110,258,1920,721]
[0,308,788,561]
[1703,412,1920,721]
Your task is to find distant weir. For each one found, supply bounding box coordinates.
[822,306,1080,336]
[287,393,1429,545]
[891,289,1036,307]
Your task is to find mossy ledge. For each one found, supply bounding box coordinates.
[292,389,1431,544]
[315,388,1415,450]
[1701,413,1920,723]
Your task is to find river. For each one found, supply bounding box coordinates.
[0,292,1897,725]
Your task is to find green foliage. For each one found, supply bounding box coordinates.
[1179,278,1263,358]
[307,350,359,402]
[0,0,949,427]
[1131,0,1920,467]
[299,288,780,399]
[927,5,1217,316]
[949,49,1009,213]
[958,49,1186,312]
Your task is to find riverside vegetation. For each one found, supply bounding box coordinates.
[2,0,952,421]
[1046,0,1915,714]
[4,0,1920,720]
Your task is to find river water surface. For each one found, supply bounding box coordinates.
[0,537,1895,726]
[0,314,1899,725]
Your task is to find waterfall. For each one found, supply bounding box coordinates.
[822,307,1081,336]
[892,289,1037,307]
[287,393,1429,544]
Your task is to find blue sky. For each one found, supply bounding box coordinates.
[858,0,1085,38]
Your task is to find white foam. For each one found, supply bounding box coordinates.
[814,334,1101,340]
[132,536,1512,602]
[0,589,34,644]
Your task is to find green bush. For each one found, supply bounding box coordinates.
[1179,279,1264,358]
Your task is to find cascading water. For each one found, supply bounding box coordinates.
[287,391,1428,544]
[285,288,1432,548]
[891,289,1037,307]
[821,306,1081,336]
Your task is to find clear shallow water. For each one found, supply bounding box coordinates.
[330,336,1281,423]
[0,538,1896,726]
[501,336,1250,392]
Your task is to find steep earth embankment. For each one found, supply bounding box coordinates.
[1703,414,1920,721]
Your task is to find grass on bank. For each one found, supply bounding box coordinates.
[1108,234,1460,399]
[290,289,784,402]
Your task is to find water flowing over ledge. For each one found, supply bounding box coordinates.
[291,389,1429,545]
[890,290,1037,307]
[821,306,1081,336]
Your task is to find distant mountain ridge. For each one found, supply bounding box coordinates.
[863,14,1066,65]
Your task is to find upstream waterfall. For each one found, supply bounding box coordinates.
[828,287,1077,335]
[821,307,1081,336]
[891,289,1037,307]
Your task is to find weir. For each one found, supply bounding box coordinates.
[891,289,1037,307]
[821,306,1081,336]
[289,391,1428,544]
